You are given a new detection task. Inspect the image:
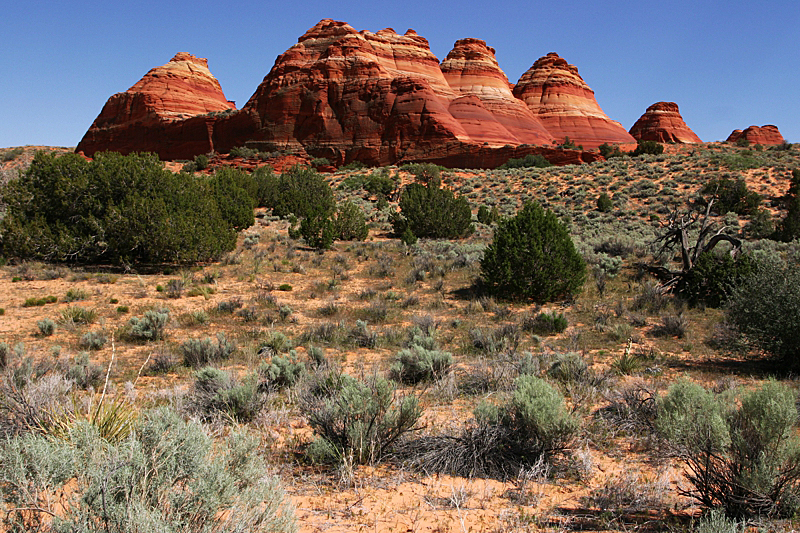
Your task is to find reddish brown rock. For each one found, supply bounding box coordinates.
[440,38,553,146]
[726,125,785,145]
[512,53,635,149]
[76,53,235,158]
[629,102,701,143]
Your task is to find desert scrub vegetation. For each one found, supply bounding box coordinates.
[657,379,800,518]
[391,178,474,241]
[0,406,296,532]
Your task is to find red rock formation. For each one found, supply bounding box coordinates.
[76,53,235,158]
[512,53,635,149]
[629,102,701,143]
[726,125,785,145]
[440,38,553,146]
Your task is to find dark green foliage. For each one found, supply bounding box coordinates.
[596,192,613,212]
[727,255,800,364]
[302,371,421,465]
[0,152,238,264]
[333,200,369,241]
[480,202,586,302]
[363,169,397,197]
[700,175,761,215]
[267,165,335,220]
[744,207,775,239]
[399,163,443,184]
[193,153,209,170]
[295,211,335,250]
[390,345,452,384]
[181,333,236,367]
[776,169,800,242]
[208,167,255,230]
[656,380,800,518]
[391,180,474,239]
[631,140,664,156]
[598,143,625,159]
[477,205,499,225]
[678,251,756,307]
[190,367,263,423]
[497,154,552,170]
[521,311,568,335]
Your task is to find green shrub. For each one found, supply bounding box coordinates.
[700,175,761,215]
[124,308,169,342]
[190,367,263,423]
[521,311,568,335]
[480,202,586,302]
[391,179,474,239]
[116,305,129,313]
[209,166,255,231]
[775,169,800,242]
[399,163,443,184]
[181,333,236,367]
[598,143,625,159]
[64,287,88,302]
[390,345,452,384]
[0,152,237,264]
[363,169,396,197]
[476,204,499,225]
[333,200,369,241]
[656,379,800,518]
[60,306,97,325]
[678,251,756,307]
[0,407,296,532]
[546,352,590,384]
[302,371,421,465]
[229,145,259,159]
[631,140,664,156]
[726,254,800,364]
[268,165,335,221]
[278,283,292,291]
[596,192,613,212]
[497,154,552,169]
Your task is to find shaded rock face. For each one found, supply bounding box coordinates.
[78,21,629,166]
[76,53,236,159]
[512,53,635,149]
[726,125,785,145]
[629,102,701,143]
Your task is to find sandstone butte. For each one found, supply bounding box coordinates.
[76,20,638,167]
[726,125,785,145]
[76,53,236,160]
[629,102,702,144]
[512,52,635,149]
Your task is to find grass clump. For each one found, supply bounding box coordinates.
[181,333,236,367]
[521,311,568,335]
[390,345,452,384]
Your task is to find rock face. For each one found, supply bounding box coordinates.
[440,38,553,146]
[726,125,785,145]
[76,53,235,159]
[77,21,630,166]
[512,53,635,149]
[629,102,701,143]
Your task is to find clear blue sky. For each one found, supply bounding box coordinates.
[2,0,797,148]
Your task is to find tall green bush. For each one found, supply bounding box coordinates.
[776,169,800,241]
[480,202,586,302]
[391,179,474,240]
[700,174,762,215]
[0,152,237,263]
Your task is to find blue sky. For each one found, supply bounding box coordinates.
[2,0,797,148]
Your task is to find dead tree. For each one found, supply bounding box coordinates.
[644,198,742,293]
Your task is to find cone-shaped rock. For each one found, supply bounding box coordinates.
[512,52,634,148]
[440,38,553,146]
[629,102,701,143]
[726,125,785,145]
[76,53,235,158]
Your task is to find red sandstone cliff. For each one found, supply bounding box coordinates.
[629,102,701,143]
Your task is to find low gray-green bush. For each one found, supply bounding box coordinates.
[124,308,169,342]
[656,379,800,517]
[0,407,296,531]
[37,318,56,336]
[189,367,263,423]
[181,333,236,367]
[390,345,452,384]
[259,352,305,390]
[79,330,107,350]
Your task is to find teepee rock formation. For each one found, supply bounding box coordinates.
[629,102,702,143]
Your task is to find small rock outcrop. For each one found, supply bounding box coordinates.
[629,102,702,143]
[76,53,235,159]
[726,125,785,145]
[512,53,635,149]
